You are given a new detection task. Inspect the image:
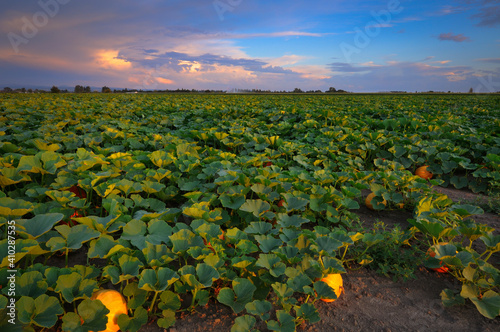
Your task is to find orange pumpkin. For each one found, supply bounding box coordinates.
[91,289,128,332]
[320,274,344,302]
[365,192,386,210]
[415,166,432,179]
[426,245,449,273]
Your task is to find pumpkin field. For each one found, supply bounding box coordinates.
[0,93,499,331]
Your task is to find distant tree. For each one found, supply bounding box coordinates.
[468,87,474,93]
[293,88,303,93]
[3,87,13,93]
[326,87,337,93]
[74,85,84,93]
[84,86,91,93]
[50,86,60,93]
[101,86,111,93]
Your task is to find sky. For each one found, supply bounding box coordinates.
[0,0,499,92]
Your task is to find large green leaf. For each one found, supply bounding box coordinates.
[196,263,220,287]
[17,294,64,328]
[267,310,295,331]
[17,271,48,298]
[46,224,100,251]
[0,197,34,217]
[256,254,286,277]
[16,213,63,239]
[54,272,97,303]
[239,199,271,217]
[138,267,179,292]
[117,306,148,332]
[470,290,500,319]
[245,300,272,321]
[169,229,204,253]
[62,298,110,332]
[232,315,257,332]
[217,278,256,313]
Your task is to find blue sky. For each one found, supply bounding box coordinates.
[1,0,499,92]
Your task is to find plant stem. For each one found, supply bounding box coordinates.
[149,291,159,314]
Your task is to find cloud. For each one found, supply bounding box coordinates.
[438,32,471,42]
[328,62,376,73]
[476,58,500,63]
[224,31,330,39]
[472,4,500,26]
[323,58,494,92]
[96,50,132,70]
[122,51,295,75]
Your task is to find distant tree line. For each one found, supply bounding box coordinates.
[3,86,499,94]
[74,85,92,93]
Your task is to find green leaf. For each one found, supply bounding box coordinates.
[254,235,283,253]
[0,239,39,268]
[440,288,465,307]
[283,193,308,212]
[276,214,309,228]
[142,243,175,268]
[450,204,483,218]
[117,306,148,332]
[0,197,34,217]
[481,233,500,251]
[450,176,468,189]
[312,236,343,255]
[169,229,204,253]
[118,254,144,279]
[220,193,246,209]
[245,222,273,235]
[55,272,97,303]
[157,309,176,329]
[46,224,100,251]
[88,234,126,259]
[217,278,256,313]
[138,267,179,292]
[16,213,64,239]
[60,312,83,332]
[239,199,271,217]
[470,290,500,319]
[314,280,338,301]
[256,254,286,277]
[461,283,481,299]
[232,315,257,332]
[267,310,295,331]
[17,295,64,328]
[196,263,220,287]
[158,291,181,311]
[296,302,320,323]
[463,265,477,282]
[78,298,110,332]
[271,282,294,299]
[362,233,384,246]
[17,271,48,298]
[245,300,272,321]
